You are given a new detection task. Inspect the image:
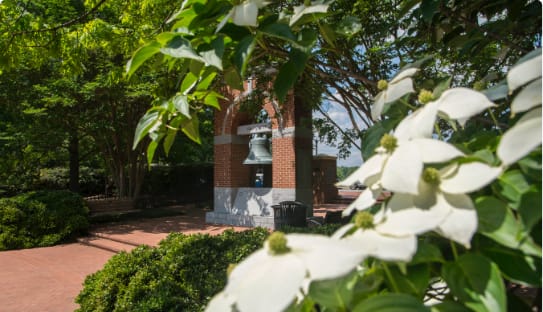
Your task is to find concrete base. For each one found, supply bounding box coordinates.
[208,186,312,228]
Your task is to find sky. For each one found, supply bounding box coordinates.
[313,100,364,168]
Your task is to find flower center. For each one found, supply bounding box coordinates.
[380,134,398,153]
[354,211,375,229]
[422,168,441,185]
[377,80,388,91]
[418,89,434,104]
[267,232,291,255]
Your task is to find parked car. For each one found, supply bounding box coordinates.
[349,181,366,190]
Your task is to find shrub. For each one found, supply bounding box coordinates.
[75,223,345,311]
[76,228,270,312]
[0,190,89,250]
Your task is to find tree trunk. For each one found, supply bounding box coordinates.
[68,135,80,193]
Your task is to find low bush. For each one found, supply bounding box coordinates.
[0,190,89,250]
[76,228,270,312]
[75,223,345,311]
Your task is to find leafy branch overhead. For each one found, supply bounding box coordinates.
[128,0,345,162]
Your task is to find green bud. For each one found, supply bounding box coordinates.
[377,80,388,91]
[422,168,441,185]
[380,134,398,153]
[267,232,291,255]
[473,81,486,91]
[418,89,434,104]
[354,211,375,229]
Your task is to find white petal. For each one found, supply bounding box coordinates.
[288,234,366,280]
[336,154,386,187]
[381,142,423,194]
[232,2,258,26]
[381,190,449,236]
[343,184,382,216]
[395,100,440,140]
[290,3,329,26]
[435,193,477,248]
[227,251,305,312]
[332,223,355,239]
[346,229,417,262]
[519,107,542,123]
[508,54,542,92]
[205,292,235,312]
[511,78,542,114]
[372,92,386,121]
[216,9,234,33]
[497,114,542,166]
[437,88,496,126]
[385,77,414,104]
[411,138,464,163]
[390,67,419,84]
[440,162,502,194]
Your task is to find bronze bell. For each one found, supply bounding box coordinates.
[243,134,272,165]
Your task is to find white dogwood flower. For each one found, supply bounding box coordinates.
[334,211,418,262]
[395,88,496,139]
[385,162,502,247]
[372,68,419,121]
[216,0,269,31]
[507,53,542,93]
[497,107,542,166]
[337,135,464,214]
[206,232,366,312]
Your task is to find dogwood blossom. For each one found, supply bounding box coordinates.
[372,67,418,121]
[216,0,269,31]
[338,135,464,198]
[333,211,418,261]
[497,107,542,166]
[385,162,502,247]
[206,232,366,312]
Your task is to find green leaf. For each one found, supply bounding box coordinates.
[273,49,308,103]
[259,23,296,41]
[146,140,159,165]
[182,115,200,144]
[196,71,217,91]
[133,111,160,149]
[432,77,452,99]
[319,23,336,47]
[497,170,531,208]
[160,36,203,62]
[126,41,161,77]
[224,68,243,90]
[336,16,362,37]
[233,35,255,77]
[199,37,224,70]
[476,196,541,256]
[294,28,319,52]
[481,242,541,287]
[518,189,542,232]
[387,264,430,298]
[203,91,224,109]
[420,0,440,22]
[483,81,508,101]
[442,253,506,312]
[353,293,429,312]
[180,72,199,95]
[308,273,357,310]
[411,241,444,264]
[430,301,471,312]
[172,94,190,118]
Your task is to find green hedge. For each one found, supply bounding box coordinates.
[0,190,89,250]
[76,224,341,312]
[76,228,270,312]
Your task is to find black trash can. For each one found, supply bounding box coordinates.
[272,201,307,228]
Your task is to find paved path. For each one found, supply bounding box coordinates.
[0,193,356,312]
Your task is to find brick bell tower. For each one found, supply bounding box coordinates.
[206,80,313,229]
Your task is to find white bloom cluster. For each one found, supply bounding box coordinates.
[205,51,541,312]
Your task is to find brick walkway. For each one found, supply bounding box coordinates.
[0,191,358,312]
